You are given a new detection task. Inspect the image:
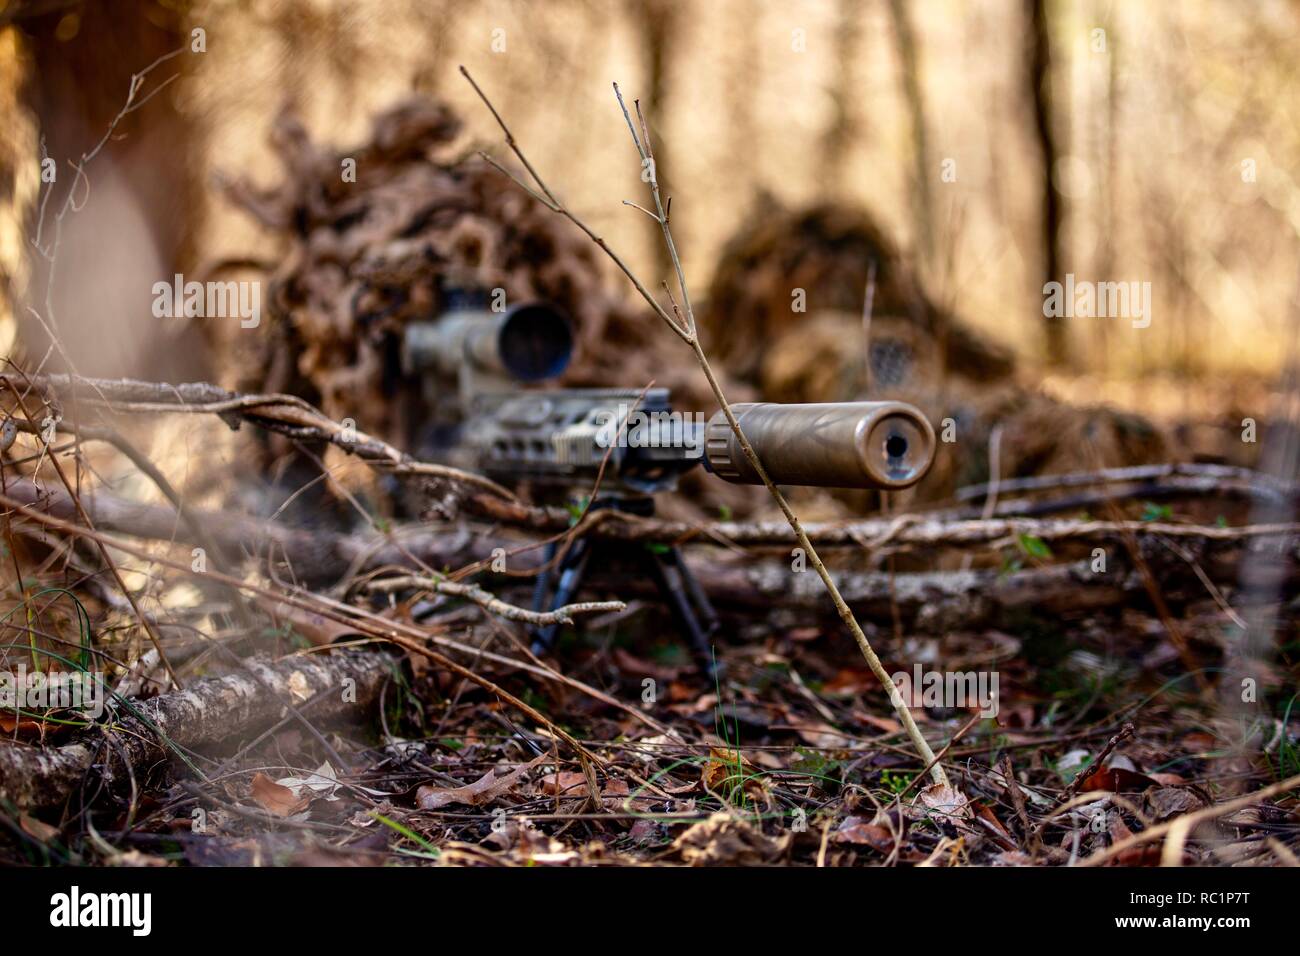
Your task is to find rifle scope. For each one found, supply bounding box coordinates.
[703,401,935,490]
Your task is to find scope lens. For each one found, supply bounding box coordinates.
[498,304,574,381]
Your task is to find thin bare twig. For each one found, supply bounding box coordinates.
[461,67,949,787]
[1060,721,1135,804]
[3,376,182,687]
[1077,769,1300,867]
[1,372,515,501]
[366,575,623,627]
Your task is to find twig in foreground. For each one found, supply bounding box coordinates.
[365,575,623,627]
[460,66,948,789]
[1078,769,1300,867]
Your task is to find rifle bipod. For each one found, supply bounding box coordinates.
[529,498,721,677]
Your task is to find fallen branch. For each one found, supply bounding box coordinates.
[0,488,676,745]
[957,462,1297,504]
[9,478,1290,632]
[0,649,395,810]
[2,476,484,586]
[599,514,1300,549]
[365,574,623,626]
[7,396,1291,551]
[1077,770,1300,867]
[0,372,514,501]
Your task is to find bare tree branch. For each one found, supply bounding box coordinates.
[365,575,623,627]
[461,68,951,787]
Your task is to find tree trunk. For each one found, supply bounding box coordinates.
[887,0,935,271]
[1026,0,1068,366]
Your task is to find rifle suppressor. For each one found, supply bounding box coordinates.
[703,401,935,490]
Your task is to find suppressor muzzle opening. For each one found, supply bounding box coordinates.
[856,408,934,488]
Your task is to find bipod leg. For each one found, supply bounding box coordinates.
[644,544,722,678]
[529,536,594,656]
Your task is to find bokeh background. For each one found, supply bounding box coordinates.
[2,0,1298,440]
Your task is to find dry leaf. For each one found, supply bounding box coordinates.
[790,719,849,749]
[919,782,971,821]
[1145,786,1206,821]
[610,648,683,681]
[1079,766,1159,793]
[538,771,591,797]
[287,670,311,704]
[1108,811,1134,844]
[671,812,790,866]
[250,772,310,816]
[19,813,60,843]
[822,668,873,695]
[538,772,634,804]
[417,754,545,809]
[972,802,1016,850]
[855,712,904,733]
[261,598,362,646]
[702,747,766,802]
[601,779,630,797]
[0,713,45,734]
[833,815,896,852]
[276,761,343,801]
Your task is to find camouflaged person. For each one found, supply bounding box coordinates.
[702,199,1166,507]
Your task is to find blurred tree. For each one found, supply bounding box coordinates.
[10,0,208,380]
[1091,0,1118,378]
[821,0,863,195]
[631,0,678,285]
[726,0,761,190]
[1026,0,1067,367]
[886,0,934,272]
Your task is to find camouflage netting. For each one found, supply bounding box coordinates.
[704,195,1017,389]
[704,197,1168,496]
[211,96,782,522]
[217,97,720,453]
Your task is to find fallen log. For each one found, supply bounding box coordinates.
[696,560,1130,628]
[956,462,1297,504]
[0,649,395,811]
[11,475,1295,563]
[3,476,485,586]
[9,479,1291,634]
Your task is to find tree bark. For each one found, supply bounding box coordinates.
[0,649,394,810]
[7,478,1291,633]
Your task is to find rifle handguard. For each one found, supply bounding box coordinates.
[704,401,935,490]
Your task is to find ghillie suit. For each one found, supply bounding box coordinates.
[217,97,756,521]
[703,198,1167,501]
[219,98,716,438]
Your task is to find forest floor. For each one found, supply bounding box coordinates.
[3,455,1297,867]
